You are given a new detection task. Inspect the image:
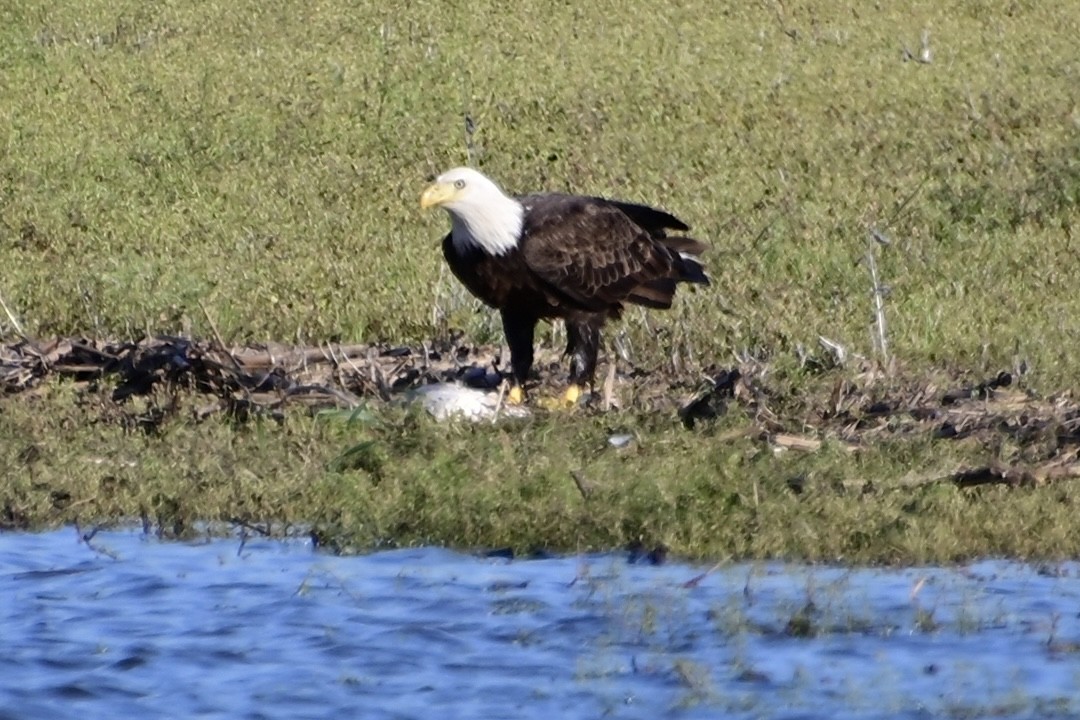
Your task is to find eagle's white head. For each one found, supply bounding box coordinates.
[420,167,524,256]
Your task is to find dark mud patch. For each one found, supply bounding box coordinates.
[2,335,1080,489]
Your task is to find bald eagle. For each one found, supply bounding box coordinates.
[420,167,709,406]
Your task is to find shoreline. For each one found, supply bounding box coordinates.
[2,334,1078,564]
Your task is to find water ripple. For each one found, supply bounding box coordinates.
[2,529,1079,719]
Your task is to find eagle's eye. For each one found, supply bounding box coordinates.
[454,179,466,189]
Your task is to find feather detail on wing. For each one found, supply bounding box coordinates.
[518,196,709,312]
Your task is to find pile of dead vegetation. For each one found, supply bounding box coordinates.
[0,334,514,414]
[2,335,1079,488]
[686,361,1080,489]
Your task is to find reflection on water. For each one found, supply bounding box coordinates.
[2,528,1078,719]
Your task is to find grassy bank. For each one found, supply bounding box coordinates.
[1,1,1079,561]
[6,370,1080,564]
[3,340,1079,564]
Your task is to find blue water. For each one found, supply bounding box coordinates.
[2,528,1079,719]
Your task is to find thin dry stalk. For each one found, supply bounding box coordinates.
[490,379,508,424]
[865,229,891,364]
[682,560,726,589]
[569,470,592,501]
[0,288,27,339]
[602,360,617,411]
[432,262,448,331]
[199,300,242,373]
[464,113,477,166]
[367,346,391,401]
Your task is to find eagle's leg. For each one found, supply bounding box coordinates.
[564,318,602,406]
[501,311,537,405]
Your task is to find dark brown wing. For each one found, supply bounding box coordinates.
[587,197,690,233]
[517,195,709,312]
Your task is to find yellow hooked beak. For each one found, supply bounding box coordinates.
[420,181,459,210]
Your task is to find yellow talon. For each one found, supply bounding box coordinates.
[538,385,584,411]
[563,384,582,405]
[507,385,525,405]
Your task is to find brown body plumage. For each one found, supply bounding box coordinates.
[421,168,709,404]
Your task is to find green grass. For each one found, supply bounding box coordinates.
[1,0,1079,560]
[3,0,1078,375]
[4,380,1080,563]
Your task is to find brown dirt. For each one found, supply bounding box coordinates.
[3,335,1080,488]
